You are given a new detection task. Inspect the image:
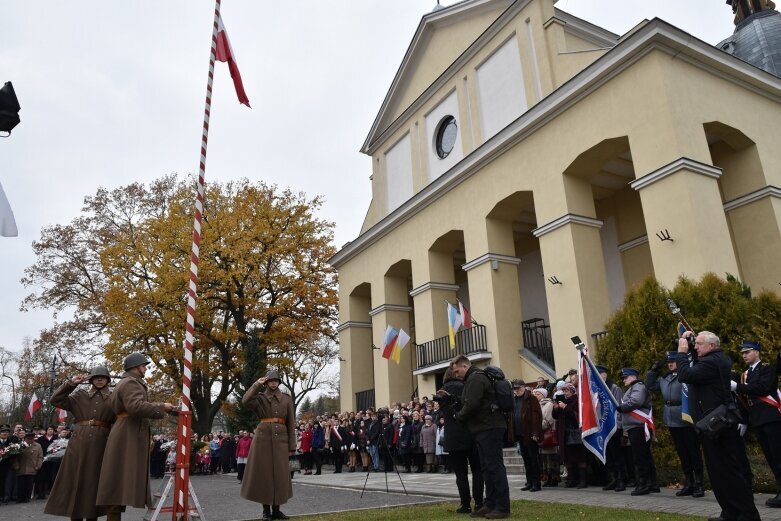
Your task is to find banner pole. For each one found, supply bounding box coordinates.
[172,1,221,519]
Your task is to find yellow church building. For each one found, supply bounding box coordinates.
[330,0,781,411]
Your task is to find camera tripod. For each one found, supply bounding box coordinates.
[360,431,408,498]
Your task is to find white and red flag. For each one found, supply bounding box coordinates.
[215,15,251,107]
[25,392,41,421]
[458,300,472,329]
[56,407,68,423]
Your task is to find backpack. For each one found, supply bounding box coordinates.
[480,366,514,413]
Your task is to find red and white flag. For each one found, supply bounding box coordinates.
[56,407,67,423]
[458,300,472,329]
[25,392,41,421]
[215,15,251,107]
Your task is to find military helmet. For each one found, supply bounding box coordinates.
[123,352,151,371]
[265,369,281,382]
[88,365,111,382]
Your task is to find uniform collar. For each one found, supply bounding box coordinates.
[122,370,147,387]
[750,360,761,371]
[88,386,111,399]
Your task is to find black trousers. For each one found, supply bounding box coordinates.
[380,446,393,471]
[669,426,703,475]
[237,463,246,481]
[209,456,220,474]
[755,421,781,487]
[627,427,656,483]
[16,474,33,503]
[519,441,540,484]
[474,428,510,514]
[449,447,484,507]
[604,428,625,475]
[332,447,343,472]
[700,428,760,521]
[313,449,323,473]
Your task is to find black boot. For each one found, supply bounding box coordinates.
[271,506,289,520]
[692,470,705,498]
[530,480,541,492]
[648,467,660,493]
[630,479,650,496]
[676,472,694,497]
[614,472,626,492]
[602,472,617,491]
[521,481,532,491]
[262,505,271,521]
[576,471,588,489]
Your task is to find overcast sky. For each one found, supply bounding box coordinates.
[1,1,736,354]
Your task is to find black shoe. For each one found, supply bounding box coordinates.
[766,492,781,508]
[631,483,650,496]
[271,509,289,520]
[529,482,541,492]
[261,512,271,521]
[456,505,472,514]
[521,482,532,491]
[314,470,321,475]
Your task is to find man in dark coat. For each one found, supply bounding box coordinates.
[439,355,509,519]
[45,365,116,520]
[96,353,175,520]
[677,331,760,521]
[732,340,781,507]
[220,432,236,474]
[435,366,483,514]
[0,423,20,503]
[34,426,56,499]
[240,369,295,521]
[509,380,542,492]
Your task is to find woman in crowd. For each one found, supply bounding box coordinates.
[397,415,413,472]
[411,410,424,473]
[357,420,370,472]
[311,420,325,475]
[236,430,253,482]
[300,423,314,475]
[533,388,560,487]
[553,382,588,488]
[343,419,357,472]
[420,415,437,473]
[435,416,447,473]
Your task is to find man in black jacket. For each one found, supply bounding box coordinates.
[677,331,760,521]
[366,411,381,472]
[439,355,509,519]
[733,340,781,507]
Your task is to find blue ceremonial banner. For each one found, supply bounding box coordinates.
[578,349,619,464]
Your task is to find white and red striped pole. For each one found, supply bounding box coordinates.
[173,1,221,519]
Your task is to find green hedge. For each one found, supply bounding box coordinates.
[596,273,781,491]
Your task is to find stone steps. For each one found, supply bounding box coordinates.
[503,447,525,475]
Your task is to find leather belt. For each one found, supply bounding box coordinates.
[116,412,130,419]
[77,419,111,428]
[259,417,286,425]
[665,401,681,406]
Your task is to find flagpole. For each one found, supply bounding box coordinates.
[172,1,221,519]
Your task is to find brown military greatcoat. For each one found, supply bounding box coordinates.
[45,380,115,518]
[240,381,296,506]
[96,371,166,508]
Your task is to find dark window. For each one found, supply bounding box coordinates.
[435,115,457,159]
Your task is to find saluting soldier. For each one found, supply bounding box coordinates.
[732,340,781,508]
[241,369,295,521]
[95,353,176,520]
[45,365,116,521]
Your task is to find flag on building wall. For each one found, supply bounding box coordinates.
[0,180,18,237]
[381,325,399,360]
[25,392,41,421]
[578,348,618,464]
[447,302,461,348]
[392,329,410,364]
[458,300,472,329]
[215,15,251,107]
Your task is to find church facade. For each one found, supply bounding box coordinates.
[330,0,781,411]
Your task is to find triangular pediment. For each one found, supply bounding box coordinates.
[362,0,513,154]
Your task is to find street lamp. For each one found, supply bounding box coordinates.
[46,355,57,427]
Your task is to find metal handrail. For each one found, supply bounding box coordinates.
[414,325,488,370]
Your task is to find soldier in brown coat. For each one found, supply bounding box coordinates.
[44,365,115,521]
[240,369,295,521]
[95,352,176,520]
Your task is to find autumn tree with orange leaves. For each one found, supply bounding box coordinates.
[22,175,338,435]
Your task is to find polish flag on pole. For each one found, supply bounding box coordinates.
[215,15,251,107]
[25,392,41,421]
[57,407,68,424]
[0,180,18,237]
[458,300,472,329]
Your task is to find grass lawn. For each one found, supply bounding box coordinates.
[270,500,705,520]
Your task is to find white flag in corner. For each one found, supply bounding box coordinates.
[0,180,18,237]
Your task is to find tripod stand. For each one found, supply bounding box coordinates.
[360,431,408,498]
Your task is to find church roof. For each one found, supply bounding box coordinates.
[718,9,781,77]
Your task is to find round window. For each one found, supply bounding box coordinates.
[435,115,457,159]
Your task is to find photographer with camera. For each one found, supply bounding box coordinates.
[438,355,509,519]
[677,331,761,521]
[646,349,704,498]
